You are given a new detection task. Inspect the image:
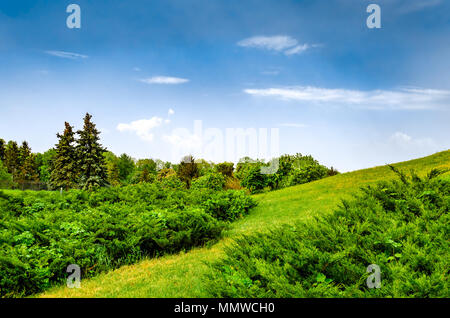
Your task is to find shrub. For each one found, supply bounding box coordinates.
[240,165,268,194]
[191,173,226,191]
[0,181,255,297]
[207,168,450,297]
[202,190,257,222]
[216,162,234,178]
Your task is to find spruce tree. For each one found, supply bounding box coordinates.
[76,113,108,190]
[18,141,38,182]
[4,141,20,180]
[0,138,5,162]
[50,122,78,190]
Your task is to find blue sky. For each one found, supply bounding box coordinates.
[0,0,449,171]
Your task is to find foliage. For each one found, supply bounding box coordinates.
[117,154,136,183]
[130,159,157,184]
[196,159,215,177]
[0,181,256,297]
[157,168,177,181]
[17,142,38,182]
[177,155,199,188]
[207,168,450,297]
[34,149,56,183]
[201,190,257,221]
[0,138,5,162]
[240,164,268,193]
[216,162,234,178]
[50,122,78,190]
[0,160,13,186]
[104,152,121,186]
[236,154,335,193]
[191,173,226,191]
[76,113,108,190]
[4,141,20,179]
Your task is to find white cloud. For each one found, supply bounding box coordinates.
[238,36,297,51]
[244,86,450,110]
[163,131,201,149]
[133,67,141,72]
[389,132,436,149]
[237,35,317,55]
[284,44,310,56]
[117,117,165,142]
[45,50,88,59]
[140,76,189,85]
[168,108,175,116]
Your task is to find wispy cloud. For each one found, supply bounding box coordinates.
[244,86,450,110]
[139,76,189,85]
[237,35,318,56]
[389,132,436,149]
[45,50,88,59]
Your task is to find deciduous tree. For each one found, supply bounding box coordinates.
[177,155,199,188]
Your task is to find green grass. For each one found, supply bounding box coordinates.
[37,150,450,298]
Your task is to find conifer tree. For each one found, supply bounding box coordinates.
[18,141,38,182]
[0,138,5,162]
[50,122,78,190]
[76,113,108,190]
[4,141,20,180]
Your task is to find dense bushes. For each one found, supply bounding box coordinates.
[235,154,336,193]
[191,173,226,191]
[207,168,449,297]
[0,182,256,297]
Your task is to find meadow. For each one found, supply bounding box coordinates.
[36,150,449,298]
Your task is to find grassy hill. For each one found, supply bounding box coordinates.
[38,150,450,298]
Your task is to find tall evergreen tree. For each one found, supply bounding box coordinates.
[0,138,6,162]
[50,122,78,190]
[76,113,108,190]
[18,141,38,182]
[4,141,20,180]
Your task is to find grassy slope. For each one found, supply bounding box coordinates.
[38,150,450,298]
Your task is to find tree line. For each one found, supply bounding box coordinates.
[0,113,109,190]
[0,113,338,192]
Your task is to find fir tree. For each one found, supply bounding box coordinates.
[0,138,5,162]
[76,113,108,190]
[50,122,78,190]
[18,141,38,182]
[4,141,20,180]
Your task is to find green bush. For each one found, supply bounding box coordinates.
[207,168,450,297]
[0,180,255,297]
[191,173,226,191]
[240,165,268,194]
[201,190,257,222]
